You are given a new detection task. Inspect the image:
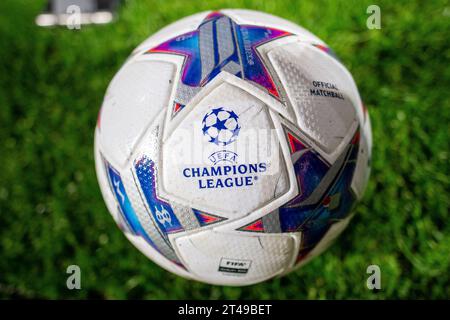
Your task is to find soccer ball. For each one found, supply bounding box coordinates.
[94,9,372,286]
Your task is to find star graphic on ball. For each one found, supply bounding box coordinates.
[202,107,240,146]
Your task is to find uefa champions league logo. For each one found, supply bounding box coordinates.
[180,106,276,189]
[202,107,240,146]
[185,106,267,189]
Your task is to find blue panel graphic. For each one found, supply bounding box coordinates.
[104,161,161,253]
[279,135,359,238]
[134,156,184,236]
[146,12,290,99]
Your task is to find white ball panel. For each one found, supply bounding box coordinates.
[363,111,373,158]
[351,132,371,200]
[267,42,359,156]
[98,61,175,168]
[175,230,296,285]
[351,111,372,199]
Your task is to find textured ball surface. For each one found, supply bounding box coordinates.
[94,9,372,285]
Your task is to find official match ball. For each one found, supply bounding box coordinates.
[94,9,372,286]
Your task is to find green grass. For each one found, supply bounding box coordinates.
[0,0,449,299]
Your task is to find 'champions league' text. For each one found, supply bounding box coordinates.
[182,163,267,189]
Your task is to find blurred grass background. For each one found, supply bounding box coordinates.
[0,0,449,299]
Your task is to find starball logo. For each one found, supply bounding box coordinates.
[181,107,270,190]
[202,107,240,146]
